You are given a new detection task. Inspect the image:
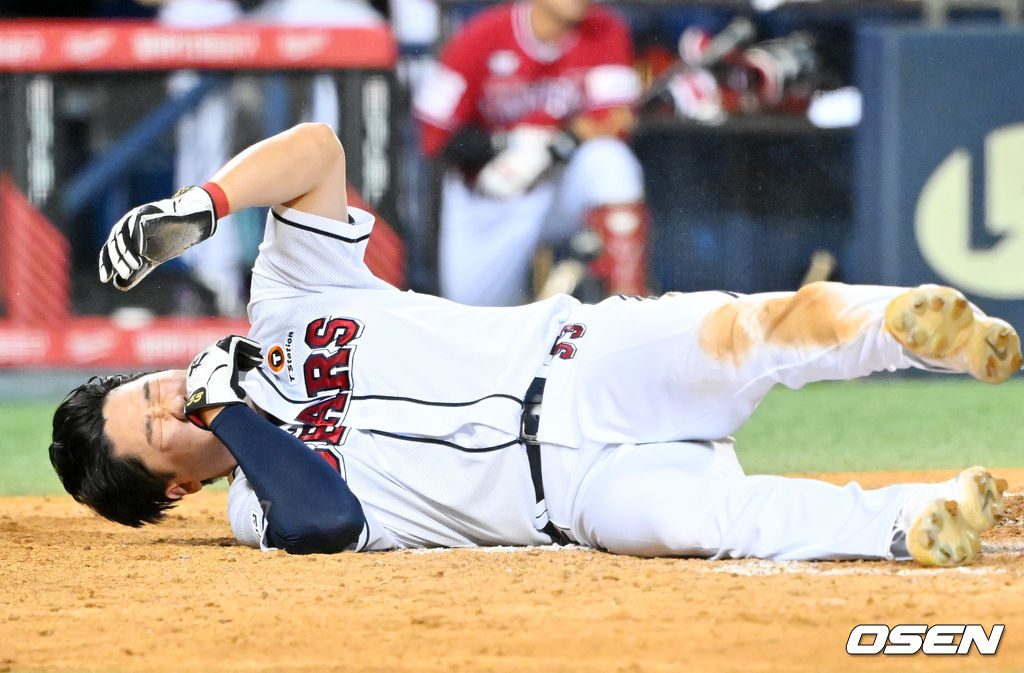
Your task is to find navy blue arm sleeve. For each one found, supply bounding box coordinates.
[209,405,366,554]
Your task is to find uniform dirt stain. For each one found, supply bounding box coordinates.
[700,282,872,366]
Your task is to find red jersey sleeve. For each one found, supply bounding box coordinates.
[579,9,640,113]
[413,13,495,157]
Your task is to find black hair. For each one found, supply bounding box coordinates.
[49,373,179,527]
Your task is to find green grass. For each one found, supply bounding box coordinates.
[0,402,65,495]
[734,377,1024,474]
[1,378,1021,496]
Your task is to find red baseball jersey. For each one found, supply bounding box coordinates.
[415,1,639,156]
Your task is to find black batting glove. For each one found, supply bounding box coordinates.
[99,185,218,291]
[185,336,263,429]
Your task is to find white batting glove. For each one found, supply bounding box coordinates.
[475,126,558,200]
[98,185,218,291]
[184,336,262,429]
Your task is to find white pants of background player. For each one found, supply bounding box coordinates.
[439,136,643,307]
[172,76,247,316]
[161,0,247,316]
[538,283,953,560]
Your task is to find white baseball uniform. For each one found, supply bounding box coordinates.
[228,204,949,560]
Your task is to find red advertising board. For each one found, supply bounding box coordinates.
[0,317,252,369]
[0,20,397,72]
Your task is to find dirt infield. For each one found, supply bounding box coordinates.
[3,469,1024,673]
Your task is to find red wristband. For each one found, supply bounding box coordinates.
[201,181,230,219]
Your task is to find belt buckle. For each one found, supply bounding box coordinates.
[521,402,541,443]
[521,375,546,443]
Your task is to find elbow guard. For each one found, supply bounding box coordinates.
[271,512,365,555]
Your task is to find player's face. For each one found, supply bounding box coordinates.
[103,370,236,499]
[533,0,592,26]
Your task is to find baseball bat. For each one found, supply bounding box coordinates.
[534,230,605,302]
[639,16,757,107]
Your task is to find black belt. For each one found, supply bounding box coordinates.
[521,376,571,545]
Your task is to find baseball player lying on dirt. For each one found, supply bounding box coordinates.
[50,123,1022,568]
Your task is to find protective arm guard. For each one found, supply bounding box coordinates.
[212,404,367,554]
[98,185,218,290]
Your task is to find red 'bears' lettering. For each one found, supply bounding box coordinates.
[304,348,353,397]
[305,317,362,349]
[299,316,362,445]
[296,394,350,445]
[314,449,341,472]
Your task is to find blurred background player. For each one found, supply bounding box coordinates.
[249,0,386,133]
[150,0,248,316]
[414,0,650,306]
[147,0,386,315]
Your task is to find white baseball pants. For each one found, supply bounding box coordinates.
[539,283,950,560]
[439,136,644,307]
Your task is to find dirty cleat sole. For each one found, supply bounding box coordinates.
[907,466,1006,567]
[884,285,1022,384]
[954,466,1007,532]
[907,499,981,567]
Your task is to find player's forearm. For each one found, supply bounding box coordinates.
[208,122,349,221]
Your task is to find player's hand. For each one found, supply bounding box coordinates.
[184,336,262,429]
[475,126,558,200]
[98,185,218,291]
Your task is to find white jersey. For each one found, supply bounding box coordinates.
[221,205,991,565]
[229,205,579,551]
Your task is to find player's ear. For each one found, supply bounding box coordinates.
[165,480,202,500]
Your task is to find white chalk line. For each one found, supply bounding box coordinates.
[398,543,1024,576]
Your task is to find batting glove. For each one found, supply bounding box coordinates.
[98,185,218,291]
[184,336,263,429]
[475,126,559,200]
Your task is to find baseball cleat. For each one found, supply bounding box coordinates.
[905,467,1006,567]
[884,285,1022,384]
